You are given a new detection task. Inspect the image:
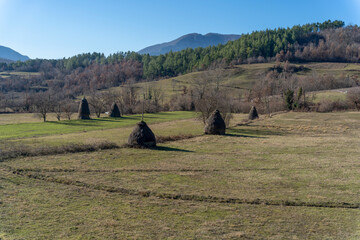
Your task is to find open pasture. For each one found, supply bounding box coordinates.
[1,111,360,239]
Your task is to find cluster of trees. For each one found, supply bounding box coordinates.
[277,26,360,63]
[2,80,166,122]
[247,61,359,114]
[0,59,143,99]
[21,91,77,122]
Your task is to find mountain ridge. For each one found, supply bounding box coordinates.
[138,33,241,56]
[0,45,30,62]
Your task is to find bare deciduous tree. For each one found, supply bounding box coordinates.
[62,98,77,120]
[250,74,280,116]
[88,91,107,118]
[0,92,5,111]
[52,93,65,121]
[30,92,54,122]
[120,79,138,114]
[347,88,360,110]
[142,83,164,113]
[192,69,233,126]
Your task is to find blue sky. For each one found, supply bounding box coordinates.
[0,0,359,59]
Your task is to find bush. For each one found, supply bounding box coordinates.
[284,89,295,110]
[231,101,252,113]
[316,99,350,112]
[347,88,360,110]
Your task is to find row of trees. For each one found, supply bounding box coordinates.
[6,80,165,122]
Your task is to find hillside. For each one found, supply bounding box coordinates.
[0,45,29,62]
[0,20,353,95]
[2,61,359,115]
[138,33,241,56]
[113,62,360,101]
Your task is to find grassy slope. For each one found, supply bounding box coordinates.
[108,62,360,102]
[2,62,359,105]
[1,111,360,239]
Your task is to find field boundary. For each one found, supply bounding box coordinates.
[4,166,360,210]
[0,134,201,162]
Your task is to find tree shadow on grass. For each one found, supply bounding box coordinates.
[141,116,158,119]
[225,133,266,139]
[48,121,100,127]
[151,146,193,152]
[91,118,123,123]
[120,116,142,120]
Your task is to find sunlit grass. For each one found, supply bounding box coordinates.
[0,111,197,140]
[1,106,360,239]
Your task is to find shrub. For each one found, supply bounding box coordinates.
[284,89,295,110]
[347,88,360,110]
[316,99,349,112]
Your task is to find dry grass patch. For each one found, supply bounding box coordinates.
[1,169,359,240]
[1,111,360,239]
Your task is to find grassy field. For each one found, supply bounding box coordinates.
[1,111,360,239]
[311,90,347,103]
[0,111,197,140]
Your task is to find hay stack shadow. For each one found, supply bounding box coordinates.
[204,110,226,135]
[128,121,156,148]
[109,102,121,118]
[248,106,259,120]
[78,97,91,120]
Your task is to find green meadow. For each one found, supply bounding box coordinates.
[0,111,197,140]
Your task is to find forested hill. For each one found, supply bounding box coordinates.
[138,33,241,56]
[0,46,30,62]
[1,20,359,96]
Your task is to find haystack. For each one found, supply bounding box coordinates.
[109,102,121,117]
[248,106,259,120]
[128,121,156,147]
[204,110,226,135]
[78,97,91,119]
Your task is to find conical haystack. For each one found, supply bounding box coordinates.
[109,102,121,117]
[204,110,226,135]
[78,97,91,119]
[248,106,259,120]
[128,121,156,147]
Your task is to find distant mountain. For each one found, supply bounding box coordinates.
[138,33,241,56]
[0,45,30,62]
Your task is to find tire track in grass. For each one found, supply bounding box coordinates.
[7,164,360,173]
[4,167,360,210]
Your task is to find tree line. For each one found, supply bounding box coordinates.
[1,19,359,117]
[0,20,352,82]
